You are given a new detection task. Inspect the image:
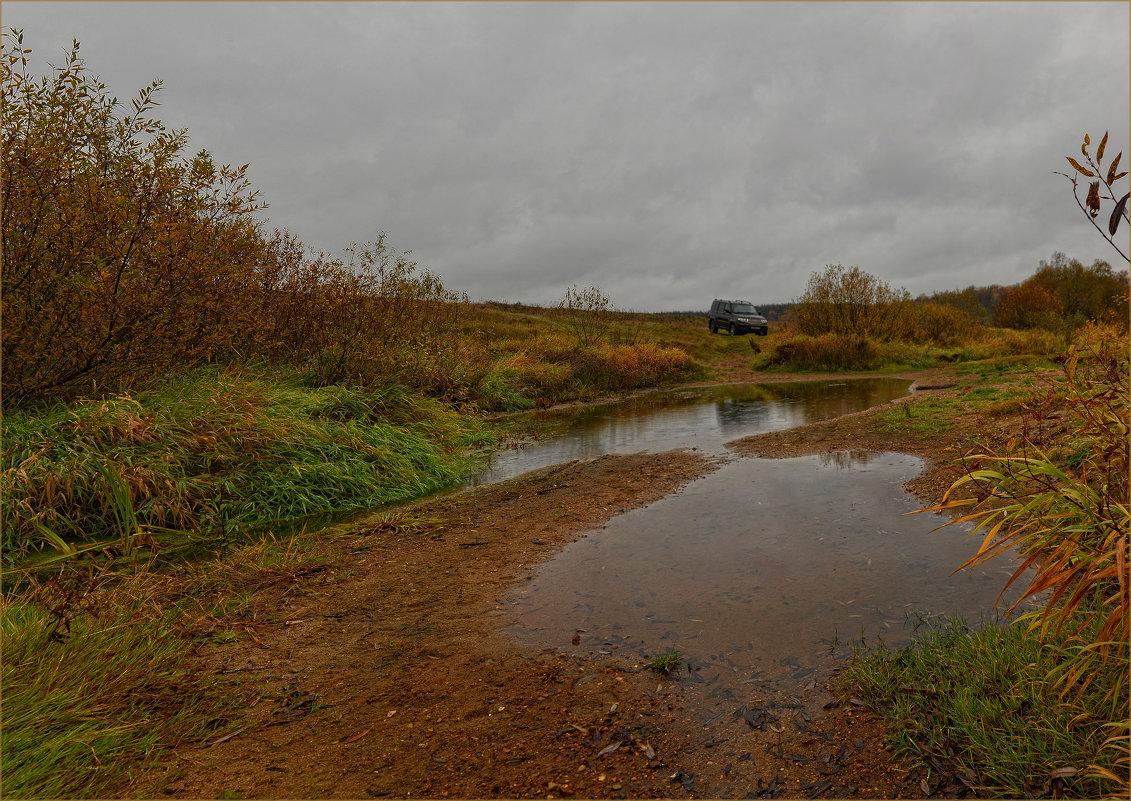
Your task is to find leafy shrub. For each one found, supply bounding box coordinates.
[794,264,917,340]
[494,352,574,399]
[258,235,482,398]
[1,34,485,409]
[767,334,881,371]
[914,302,971,345]
[1,32,265,406]
[927,323,1129,790]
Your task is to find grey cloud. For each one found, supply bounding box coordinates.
[4,1,1127,310]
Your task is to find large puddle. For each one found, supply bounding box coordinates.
[496,379,1032,708]
[472,377,911,484]
[503,453,1028,696]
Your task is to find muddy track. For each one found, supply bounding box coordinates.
[137,367,1041,799]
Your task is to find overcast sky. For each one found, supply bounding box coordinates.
[5,2,1129,310]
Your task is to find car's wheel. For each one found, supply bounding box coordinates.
[758,329,768,336]
[709,321,718,333]
[728,323,737,336]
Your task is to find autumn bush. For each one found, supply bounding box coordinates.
[472,334,699,411]
[993,255,1128,333]
[248,233,484,399]
[1,33,482,409]
[765,334,882,372]
[491,352,573,400]
[1,32,266,407]
[992,282,1064,330]
[794,264,917,340]
[913,301,971,345]
[529,340,692,395]
[927,286,994,325]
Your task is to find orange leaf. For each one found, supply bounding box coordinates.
[1066,156,1095,177]
[1107,152,1122,184]
[1097,131,1108,162]
[1086,181,1101,216]
[343,728,371,744]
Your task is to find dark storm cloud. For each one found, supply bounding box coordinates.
[4,2,1128,310]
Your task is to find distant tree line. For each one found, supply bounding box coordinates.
[924,252,1127,332]
[785,253,1127,344]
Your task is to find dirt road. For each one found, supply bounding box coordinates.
[138,367,1038,799]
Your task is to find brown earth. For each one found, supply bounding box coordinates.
[136,366,1058,800]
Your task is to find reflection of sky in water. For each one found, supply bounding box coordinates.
[504,453,1032,692]
[471,378,910,485]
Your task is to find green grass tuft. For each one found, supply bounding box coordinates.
[1,366,494,561]
[1,581,214,798]
[839,616,1121,798]
[648,648,684,676]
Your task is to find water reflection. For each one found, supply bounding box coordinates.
[503,453,1030,695]
[816,450,890,470]
[472,378,910,485]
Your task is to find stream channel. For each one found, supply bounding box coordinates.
[477,378,1030,710]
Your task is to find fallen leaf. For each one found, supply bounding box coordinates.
[343,728,371,744]
[200,726,248,749]
[597,741,622,757]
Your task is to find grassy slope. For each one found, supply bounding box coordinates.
[2,367,492,562]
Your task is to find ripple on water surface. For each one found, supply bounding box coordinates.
[503,451,1030,694]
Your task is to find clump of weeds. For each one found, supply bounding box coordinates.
[648,648,684,676]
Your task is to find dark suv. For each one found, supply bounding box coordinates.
[709,299,768,336]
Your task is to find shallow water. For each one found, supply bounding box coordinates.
[502,451,1030,698]
[471,377,911,485]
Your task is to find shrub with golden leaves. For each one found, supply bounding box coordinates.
[928,323,1128,721]
[794,264,917,341]
[1,31,266,406]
